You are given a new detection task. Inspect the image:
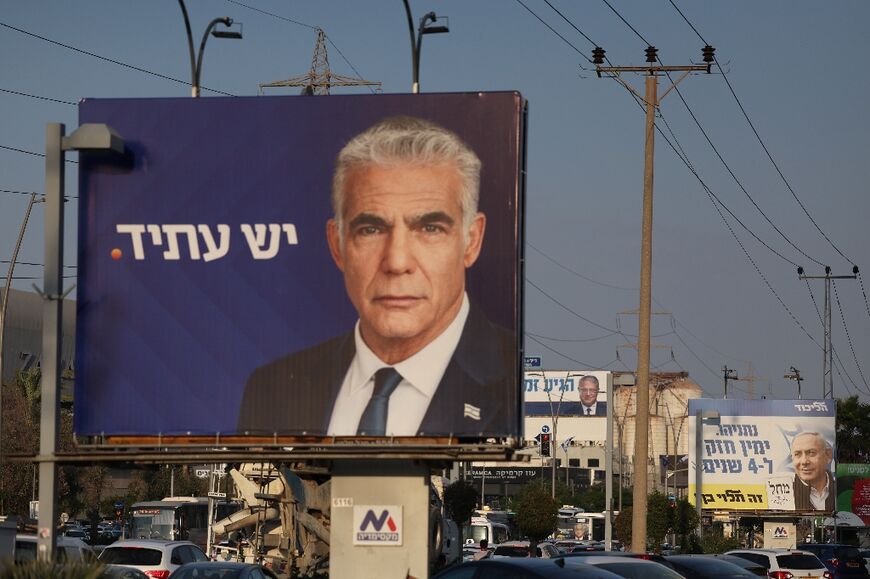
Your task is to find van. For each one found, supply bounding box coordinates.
[14,534,97,563]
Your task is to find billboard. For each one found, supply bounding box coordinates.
[688,399,836,513]
[836,463,870,525]
[75,92,525,440]
[523,370,611,443]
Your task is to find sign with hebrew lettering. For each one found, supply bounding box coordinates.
[75,93,524,439]
[688,399,836,513]
[523,370,611,443]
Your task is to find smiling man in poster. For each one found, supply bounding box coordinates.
[237,116,516,437]
[791,431,835,512]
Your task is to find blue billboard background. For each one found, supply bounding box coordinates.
[76,92,524,436]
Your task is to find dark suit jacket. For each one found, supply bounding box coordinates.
[237,303,517,436]
[793,472,835,512]
[579,401,607,416]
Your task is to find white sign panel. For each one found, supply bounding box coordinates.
[765,475,796,511]
[524,371,611,443]
[353,505,403,546]
[764,521,796,549]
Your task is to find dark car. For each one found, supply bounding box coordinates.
[168,562,279,579]
[797,544,869,578]
[432,558,625,578]
[713,554,768,577]
[559,551,674,568]
[665,554,761,578]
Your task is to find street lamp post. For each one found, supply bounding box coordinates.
[177,0,242,97]
[36,123,124,561]
[401,1,449,93]
[694,409,720,536]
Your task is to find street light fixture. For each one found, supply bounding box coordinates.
[177,0,242,97]
[401,1,449,93]
[694,409,721,530]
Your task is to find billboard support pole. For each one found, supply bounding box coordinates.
[604,373,614,550]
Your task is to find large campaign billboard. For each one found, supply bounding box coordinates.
[75,92,525,440]
[836,463,870,525]
[688,399,836,513]
[523,371,611,443]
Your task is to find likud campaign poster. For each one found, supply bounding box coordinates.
[688,399,836,513]
[75,92,524,440]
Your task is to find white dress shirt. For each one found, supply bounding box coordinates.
[326,294,470,436]
[809,472,831,510]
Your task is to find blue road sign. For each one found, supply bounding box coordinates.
[524,356,542,368]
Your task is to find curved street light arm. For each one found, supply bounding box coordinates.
[401,0,417,92]
[413,12,437,94]
[194,17,233,98]
[177,0,197,96]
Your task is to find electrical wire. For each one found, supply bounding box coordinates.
[527,243,636,291]
[0,87,76,106]
[666,0,854,266]
[0,260,76,269]
[832,279,869,390]
[513,0,592,62]
[1,189,42,198]
[527,279,621,334]
[540,0,597,46]
[526,330,619,343]
[857,271,870,321]
[599,0,651,46]
[525,333,614,369]
[0,20,233,96]
[0,144,78,164]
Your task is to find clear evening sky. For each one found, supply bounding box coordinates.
[1,1,868,402]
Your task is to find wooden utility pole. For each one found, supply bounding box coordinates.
[594,44,712,554]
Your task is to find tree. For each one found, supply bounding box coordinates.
[443,480,477,527]
[837,396,870,463]
[672,498,699,549]
[614,506,632,546]
[514,485,558,556]
[646,492,670,551]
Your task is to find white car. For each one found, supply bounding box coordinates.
[99,539,208,579]
[726,548,831,579]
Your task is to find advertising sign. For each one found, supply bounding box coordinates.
[763,521,796,549]
[688,399,836,513]
[524,371,611,442]
[75,93,525,440]
[353,506,403,546]
[836,463,870,525]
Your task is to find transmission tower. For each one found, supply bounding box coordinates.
[259,28,381,95]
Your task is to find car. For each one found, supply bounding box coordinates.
[432,557,625,578]
[726,548,832,579]
[712,554,768,576]
[168,562,279,579]
[14,534,97,563]
[860,550,870,574]
[102,565,151,579]
[665,554,761,578]
[559,551,674,568]
[797,544,869,578]
[99,540,209,579]
[562,555,685,579]
[492,540,561,558]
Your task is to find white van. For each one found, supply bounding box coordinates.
[463,516,510,547]
[14,534,97,563]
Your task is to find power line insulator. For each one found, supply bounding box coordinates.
[645,46,658,63]
[592,46,606,65]
[702,45,715,63]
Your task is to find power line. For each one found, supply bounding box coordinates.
[526,329,619,343]
[513,0,592,62]
[857,271,870,321]
[527,242,636,291]
[527,279,621,334]
[525,333,615,370]
[540,0,597,46]
[0,144,78,164]
[599,0,651,46]
[0,20,233,96]
[0,260,76,269]
[665,0,854,266]
[832,279,869,390]
[0,86,76,106]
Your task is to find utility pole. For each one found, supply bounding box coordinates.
[798,266,858,398]
[722,366,738,399]
[594,44,713,554]
[784,366,804,399]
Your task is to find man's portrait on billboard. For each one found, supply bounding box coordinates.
[791,431,835,512]
[578,375,606,416]
[237,116,516,437]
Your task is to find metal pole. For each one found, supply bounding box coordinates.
[480,465,485,507]
[824,275,832,399]
[37,123,65,562]
[194,18,229,99]
[604,375,614,550]
[551,422,557,498]
[694,410,702,523]
[177,0,197,97]
[400,0,417,93]
[631,72,656,554]
[0,192,40,463]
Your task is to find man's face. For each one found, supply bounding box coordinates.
[327,162,485,363]
[579,380,599,407]
[792,434,832,489]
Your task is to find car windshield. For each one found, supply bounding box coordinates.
[596,562,684,579]
[777,554,824,569]
[100,547,163,566]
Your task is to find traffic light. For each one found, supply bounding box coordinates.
[540,433,551,456]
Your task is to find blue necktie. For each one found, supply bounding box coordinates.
[356,368,403,435]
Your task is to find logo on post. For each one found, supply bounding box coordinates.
[353,505,403,546]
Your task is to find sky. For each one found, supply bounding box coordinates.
[1,1,868,403]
